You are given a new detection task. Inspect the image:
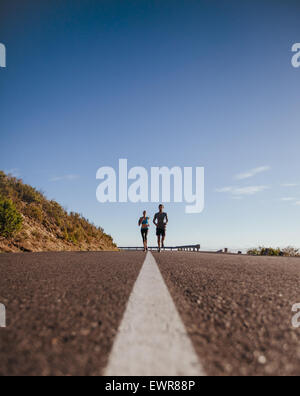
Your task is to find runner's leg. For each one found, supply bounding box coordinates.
[144,230,148,251]
[141,230,146,251]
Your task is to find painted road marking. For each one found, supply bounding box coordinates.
[104,252,205,376]
[0,304,6,328]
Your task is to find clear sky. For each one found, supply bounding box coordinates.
[1,0,300,250]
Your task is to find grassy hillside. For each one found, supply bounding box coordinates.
[0,171,117,253]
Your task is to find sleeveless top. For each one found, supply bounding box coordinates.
[141,217,150,229]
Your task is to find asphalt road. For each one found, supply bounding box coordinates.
[0,252,144,376]
[0,251,299,376]
[154,252,300,376]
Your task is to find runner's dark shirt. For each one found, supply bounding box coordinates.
[154,212,168,229]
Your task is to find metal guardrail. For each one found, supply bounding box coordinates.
[119,244,201,252]
[118,246,245,254]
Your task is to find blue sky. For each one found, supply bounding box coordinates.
[1,0,300,250]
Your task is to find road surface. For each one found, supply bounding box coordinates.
[0,251,299,376]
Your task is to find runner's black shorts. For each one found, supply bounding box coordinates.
[141,229,148,242]
[156,228,166,237]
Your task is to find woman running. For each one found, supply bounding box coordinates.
[138,211,150,252]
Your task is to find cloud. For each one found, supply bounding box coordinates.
[280,197,296,202]
[281,183,298,187]
[216,185,269,197]
[232,186,269,195]
[235,166,271,180]
[215,187,233,193]
[295,201,300,206]
[50,174,80,182]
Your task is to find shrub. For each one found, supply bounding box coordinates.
[260,247,281,256]
[24,204,44,222]
[247,246,299,257]
[247,248,260,256]
[0,197,23,238]
[15,182,42,204]
[282,246,300,257]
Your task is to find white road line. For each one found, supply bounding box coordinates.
[104,252,205,376]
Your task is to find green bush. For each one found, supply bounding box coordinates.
[247,247,284,256]
[260,247,281,256]
[0,197,23,238]
[247,248,260,256]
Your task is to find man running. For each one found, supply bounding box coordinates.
[153,204,168,252]
[138,210,150,252]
